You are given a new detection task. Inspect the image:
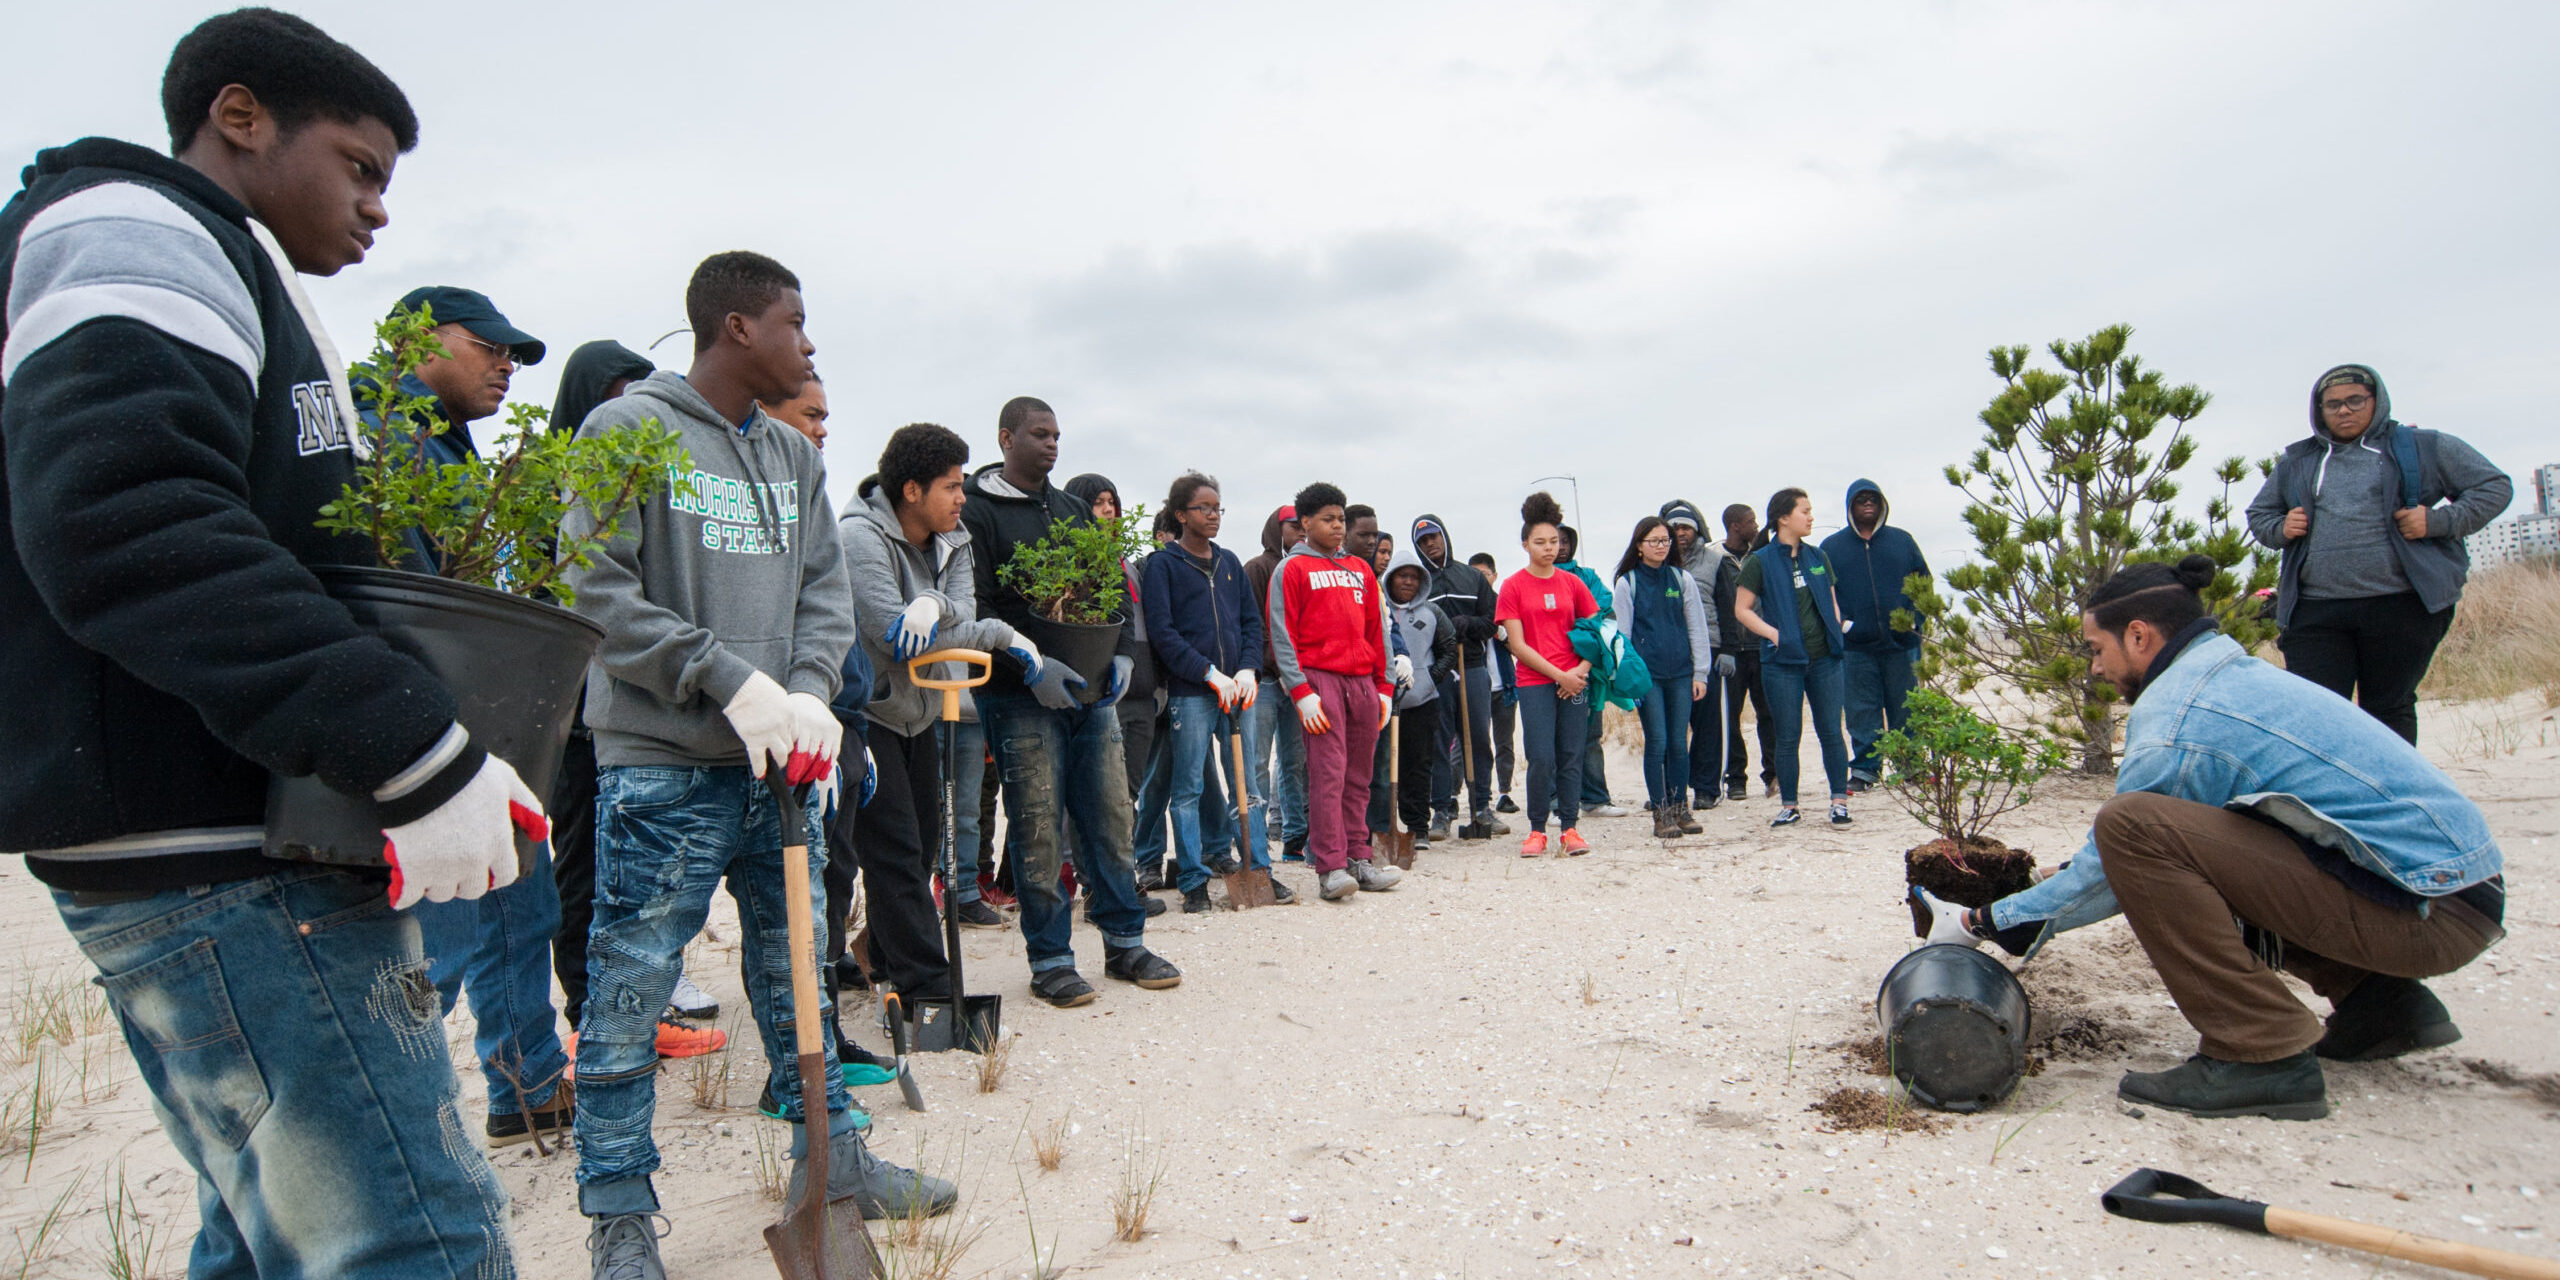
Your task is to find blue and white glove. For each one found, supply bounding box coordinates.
[1095,655,1136,708]
[859,742,878,806]
[813,759,843,822]
[891,596,942,661]
[1002,630,1045,686]
[1028,656,1088,710]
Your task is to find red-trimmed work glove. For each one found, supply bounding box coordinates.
[781,691,842,785]
[383,755,547,910]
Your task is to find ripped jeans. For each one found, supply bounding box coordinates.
[576,765,852,1216]
[53,864,514,1280]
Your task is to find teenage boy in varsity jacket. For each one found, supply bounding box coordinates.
[1,13,532,1274]
[560,252,950,1271]
[1272,483,1405,901]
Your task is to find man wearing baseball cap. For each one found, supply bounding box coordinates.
[387,285,545,498]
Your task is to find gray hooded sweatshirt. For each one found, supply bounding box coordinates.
[839,475,1017,738]
[562,370,855,767]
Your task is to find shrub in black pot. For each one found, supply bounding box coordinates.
[999,503,1150,703]
[1876,689,2067,908]
[264,306,688,871]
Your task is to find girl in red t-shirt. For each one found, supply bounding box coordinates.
[1495,492,1598,856]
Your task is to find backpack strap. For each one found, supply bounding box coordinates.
[2391,423,2424,510]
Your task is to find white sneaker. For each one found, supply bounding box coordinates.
[1319,869,1358,900]
[667,972,719,1021]
[1348,859,1402,892]
[1587,803,1630,818]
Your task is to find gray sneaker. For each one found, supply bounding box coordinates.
[1348,859,1403,892]
[1586,803,1630,818]
[588,1213,669,1280]
[1319,868,1358,900]
[786,1123,961,1220]
[1475,810,1512,836]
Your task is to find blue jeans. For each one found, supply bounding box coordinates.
[577,765,852,1216]
[1255,678,1308,845]
[414,838,568,1117]
[54,865,511,1278]
[1636,676,1694,810]
[1166,694,1270,891]
[1843,646,1920,782]
[947,717,987,903]
[979,690,1150,971]
[1516,683,1589,830]
[1762,654,1850,806]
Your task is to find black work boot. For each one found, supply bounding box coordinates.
[1181,884,1213,913]
[1031,968,1098,1008]
[2117,1050,2329,1120]
[2313,976,2461,1061]
[1104,945,1182,989]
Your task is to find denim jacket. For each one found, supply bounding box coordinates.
[1990,633,2503,950]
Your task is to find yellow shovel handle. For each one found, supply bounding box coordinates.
[907,648,994,724]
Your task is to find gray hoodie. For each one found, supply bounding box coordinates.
[839,475,1017,738]
[562,370,855,767]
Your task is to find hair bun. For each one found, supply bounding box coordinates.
[1521,491,1564,527]
[2172,554,2217,591]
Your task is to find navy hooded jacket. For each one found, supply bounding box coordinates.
[1819,479,1929,653]
[1140,539,1263,702]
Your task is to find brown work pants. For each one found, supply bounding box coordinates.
[2096,792,2493,1062]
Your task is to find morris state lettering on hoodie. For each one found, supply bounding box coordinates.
[1306,567,1369,601]
[665,464,800,555]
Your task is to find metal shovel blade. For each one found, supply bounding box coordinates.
[1222,729,1278,907]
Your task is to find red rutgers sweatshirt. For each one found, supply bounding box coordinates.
[1267,542,1394,701]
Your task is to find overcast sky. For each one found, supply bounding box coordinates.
[12,2,2556,573]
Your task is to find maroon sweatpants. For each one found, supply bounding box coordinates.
[1301,667,1384,874]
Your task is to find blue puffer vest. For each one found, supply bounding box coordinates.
[1753,540,1843,667]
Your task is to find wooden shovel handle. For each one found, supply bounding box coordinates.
[908,648,994,723]
[2266,1207,2560,1280]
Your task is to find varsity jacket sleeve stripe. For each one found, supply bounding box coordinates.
[2,183,263,386]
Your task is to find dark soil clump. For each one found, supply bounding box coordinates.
[2029,1012,2138,1062]
[2461,1058,2560,1108]
[1905,837,2036,908]
[1833,1035,1891,1076]
[1810,1086,1944,1134]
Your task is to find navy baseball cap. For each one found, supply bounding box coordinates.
[391,286,546,366]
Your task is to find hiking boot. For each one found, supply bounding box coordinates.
[488,1079,574,1149]
[653,1018,726,1059]
[1496,795,1520,814]
[1426,816,1452,842]
[1348,859,1402,891]
[587,1212,669,1280]
[1031,968,1098,1008]
[1651,807,1680,839]
[1319,868,1358,899]
[1519,832,1549,858]
[954,898,1006,930]
[756,1081,872,1133]
[786,1123,960,1220]
[1267,876,1297,904]
[1770,808,1802,827]
[2117,1050,2329,1121]
[1104,946,1182,989]
[1587,803,1629,818]
[667,973,718,1021]
[1281,835,1307,863]
[1476,810,1512,836]
[2314,976,2462,1062]
[1182,885,1213,914]
[1559,828,1591,856]
[1674,803,1703,835]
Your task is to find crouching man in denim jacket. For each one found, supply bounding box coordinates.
[1912,555,2503,1122]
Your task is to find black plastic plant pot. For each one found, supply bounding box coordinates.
[1875,943,2031,1113]
[264,565,604,877]
[1014,612,1123,705]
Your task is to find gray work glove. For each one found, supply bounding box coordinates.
[1028,656,1088,710]
[1716,653,1736,678]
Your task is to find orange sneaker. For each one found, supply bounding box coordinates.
[1519,832,1549,857]
[653,1018,727,1059]
[1560,828,1590,856]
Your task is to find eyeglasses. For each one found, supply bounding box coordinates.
[452,332,520,368]
[2319,393,2372,414]
[1185,504,1225,516]
[1641,536,1671,548]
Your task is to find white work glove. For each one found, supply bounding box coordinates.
[723,671,795,778]
[1296,691,1332,735]
[1002,630,1046,685]
[1911,886,1985,949]
[1391,654,1413,696]
[782,691,841,785]
[1205,668,1241,710]
[383,754,543,910]
[890,596,942,661]
[1237,676,1259,710]
[813,759,843,822]
[1378,692,1393,724]
[1716,653,1736,678]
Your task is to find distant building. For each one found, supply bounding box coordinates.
[2467,460,2560,569]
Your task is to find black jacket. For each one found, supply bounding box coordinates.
[1409,512,1498,671]
[0,139,479,889]
[959,462,1095,697]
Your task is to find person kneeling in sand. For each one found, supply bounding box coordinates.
[1910,555,2504,1121]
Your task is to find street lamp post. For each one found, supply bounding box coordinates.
[1529,474,1582,536]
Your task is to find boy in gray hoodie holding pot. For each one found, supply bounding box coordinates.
[562,252,950,1271]
[838,423,1048,985]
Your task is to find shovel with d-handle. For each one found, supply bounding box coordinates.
[1383,713,1414,868]
[905,648,1002,1055]
[2102,1168,2560,1280]
[1223,721,1277,907]
[1452,655,1493,840]
[761,773,883,1280]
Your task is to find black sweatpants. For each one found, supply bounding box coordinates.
[550,729,599,1026]
[854,721,951,998]
[1395,703,1437,833]
[2278,591,2454,746]
[1722,648,1777,788]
